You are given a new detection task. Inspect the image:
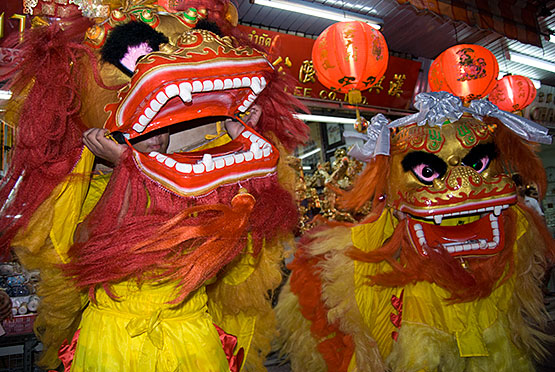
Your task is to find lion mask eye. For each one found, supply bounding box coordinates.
[461,143,497,174]
[402,152,447,185]
[412,163,441,184]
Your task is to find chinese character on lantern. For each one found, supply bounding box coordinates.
[343,29,358,62]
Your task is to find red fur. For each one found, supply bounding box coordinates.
[255,69,310,152]
[289,232,354,372]
[0,18,93,256]
[517,199,555,263]
[64,152,298,302]
[348,210,517,303]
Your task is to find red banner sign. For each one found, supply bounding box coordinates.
[239,25,422,110]
[0,2,27,77]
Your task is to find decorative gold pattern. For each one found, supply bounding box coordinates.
[23,0,39,15]
[388,117,512,213]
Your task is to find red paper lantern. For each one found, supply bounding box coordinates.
[428,57,449,92]
[488,75,536,112]
[312,21,389,104]
[428,44,499,102]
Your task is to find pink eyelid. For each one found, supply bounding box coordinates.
[120,42,154,72]
[471,156,489,173]
[412,164,439,182]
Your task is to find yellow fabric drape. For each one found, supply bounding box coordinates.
[72,283,231,372]
[351,208,527,360]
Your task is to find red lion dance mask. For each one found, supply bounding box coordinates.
[0,0,308,370]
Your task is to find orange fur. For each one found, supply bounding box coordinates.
[489,118,548,198]
[337,155,390,212]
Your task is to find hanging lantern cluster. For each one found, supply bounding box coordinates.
[428,44,499,103]
[312,21,389,131]
[488,75,536,113]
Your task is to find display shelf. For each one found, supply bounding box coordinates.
[0,333,40,372]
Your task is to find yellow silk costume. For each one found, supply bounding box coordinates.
[73,284,231,372]
[26,147,262,372]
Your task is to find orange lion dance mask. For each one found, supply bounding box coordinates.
[276,92,554,372]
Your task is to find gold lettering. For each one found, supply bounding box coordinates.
[298,60,316,84]
[303,88,312,97]
[272,56,292,73]
[388,74,406,97]
[293,86,303,96]
[367,76,385,94]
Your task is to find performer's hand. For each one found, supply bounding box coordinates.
[83,128,127,165]
[225,120,244,139]
[0,290,12,322]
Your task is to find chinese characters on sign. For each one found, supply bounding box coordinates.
[241,25,421,110]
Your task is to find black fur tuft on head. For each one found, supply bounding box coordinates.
[195,19,223,37]
[101,21,168,76]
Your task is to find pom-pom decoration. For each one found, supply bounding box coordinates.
[428,44,499,103]
[488,75,537,113]
[312,21,389,106]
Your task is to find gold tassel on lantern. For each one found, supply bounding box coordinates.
[348,89,368,133]
[347,89,362,105]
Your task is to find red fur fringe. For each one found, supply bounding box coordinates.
[0,18,93,256]
[289,232,354,372]
[65,152,298,302]
[517,199,555,263]
[255,70,310,152]
[348,209,518,303]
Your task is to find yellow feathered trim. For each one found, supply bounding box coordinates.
[387,319,532,372]
[508,206,555,360]
[268,132,297,196]
[207,235,285,372]
[314,226,386,372]
[10,151,94,369]
[275,281,327,372]
[13,238,85,369]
